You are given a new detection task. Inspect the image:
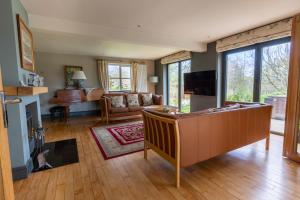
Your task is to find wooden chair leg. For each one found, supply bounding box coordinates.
[176,165,180,188]
[100,110,104,123]
[63,106,69,122]
[265,135,270,150]
[144,142,148,160]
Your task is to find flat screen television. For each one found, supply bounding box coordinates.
[184,70,216,96]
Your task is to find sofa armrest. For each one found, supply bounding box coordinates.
[152,95,163,105]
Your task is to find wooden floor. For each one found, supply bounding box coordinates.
[14,116,300,200]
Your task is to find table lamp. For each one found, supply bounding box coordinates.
[72,70,87,89]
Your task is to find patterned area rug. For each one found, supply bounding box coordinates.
[107,123,144,145]
[90,121,144,160]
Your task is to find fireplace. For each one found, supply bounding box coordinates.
[26,111,33,139]
[26,102,40,155]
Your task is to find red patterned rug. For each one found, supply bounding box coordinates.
[107,123,144,145]
[90,122,144,160]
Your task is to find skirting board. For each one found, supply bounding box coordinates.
[12,158,33,180]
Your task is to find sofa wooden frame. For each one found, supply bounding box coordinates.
[142,110,181,187]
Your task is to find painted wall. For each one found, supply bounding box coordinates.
[154,42,220,111]
[190,42,219,111]
[0,0,26,85]
[0,0,43,179]
[154,60,167,104]
[35,52,156,115]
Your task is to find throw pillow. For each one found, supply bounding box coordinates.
[142,94,153,106]
[111,96,125,108]
[127,94,140,107]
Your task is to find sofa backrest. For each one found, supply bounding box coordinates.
[103,92,157,107]
[177,104,272,166]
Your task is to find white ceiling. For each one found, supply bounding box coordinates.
[21,0,300,60]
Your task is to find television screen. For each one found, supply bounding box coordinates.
[184,70,216,96]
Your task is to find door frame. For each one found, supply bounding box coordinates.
[0,67,15,199]
[283,14,300,162]
[166,59,191,111]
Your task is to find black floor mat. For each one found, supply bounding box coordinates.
[32,138,79,172]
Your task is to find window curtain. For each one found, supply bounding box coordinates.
[97,60,109,93]
[136,64,148,92]
[131,62,138,92]
[216,18,292,52]
[131,62,148,92]
[160,51,191,64]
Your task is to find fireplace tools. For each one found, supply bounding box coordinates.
[32,126,53,171]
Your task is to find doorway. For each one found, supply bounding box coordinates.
[167,60,191,112]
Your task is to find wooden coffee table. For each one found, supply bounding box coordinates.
[145,105,179,113]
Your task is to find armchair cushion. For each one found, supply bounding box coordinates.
[141,93,153,106]
[111,96,126,108]
[127,94,139,107]
[152,95,163,105]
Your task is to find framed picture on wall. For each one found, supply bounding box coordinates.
[17,14,35,72]
[64,66,83,88]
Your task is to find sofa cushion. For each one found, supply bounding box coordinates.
[127,94,140,107]
[128,106,144,112]
[110,107,129,113]
[240,103,261,108]
[141,93,153,106]
[111,96,126,108]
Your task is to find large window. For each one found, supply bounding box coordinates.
[167,60,191,112]
[223,37,291,135]
[108,64,131,91]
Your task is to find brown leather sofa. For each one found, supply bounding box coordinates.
[101,92,163,123]
[142,103,272,187]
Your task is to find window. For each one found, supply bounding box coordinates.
[223,38,290,103]
[226,49,255,102]
[167,60,191,112]
[222,37,291,135]
[108,64,131,91]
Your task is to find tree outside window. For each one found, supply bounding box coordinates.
[108,64,131,91]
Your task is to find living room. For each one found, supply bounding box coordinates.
[1,0,300,199]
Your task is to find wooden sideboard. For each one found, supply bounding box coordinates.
[49,88,104,121]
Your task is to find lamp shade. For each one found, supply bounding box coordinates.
[72,71,87,80]
[149,76,158,83]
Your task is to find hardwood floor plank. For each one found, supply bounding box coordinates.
[13,116,300,200]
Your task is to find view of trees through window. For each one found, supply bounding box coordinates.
[108,64,131,91]
[226,41,290,105]
[181,60,191,112]
[225,40,290,134]
[168,60,191,113]
[261,42,290,102]
[168,63,179,107]
[226,50,255,102]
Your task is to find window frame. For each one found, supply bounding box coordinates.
[221,37,291,105]
[108,63,132,92]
